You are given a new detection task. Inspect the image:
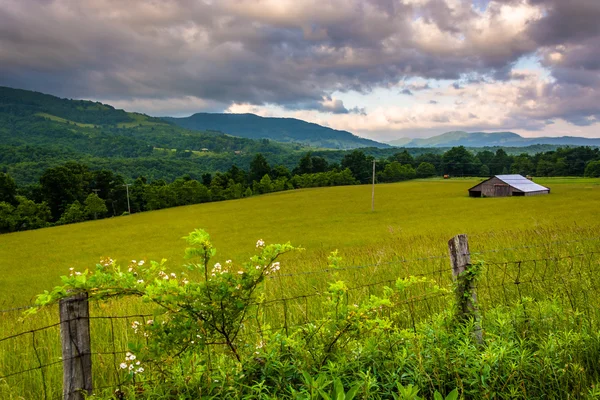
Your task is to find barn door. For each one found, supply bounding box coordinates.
[494,184,510,197]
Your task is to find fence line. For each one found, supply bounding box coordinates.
[2,251,598,347]
[2,241,600,399]
[3,235,599,314]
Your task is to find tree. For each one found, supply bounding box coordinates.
[272,165,291,179]
[0,202,17,233]
[40,162,91,220]
[311,156,328,173]
[84,193,108,219]
[536,160,554,177]
[249,154,271,183]
[0,172,18,206]
[479,165,490,177]
[341,150,373,183]
[490,149,512,175]
[253,174,273,194]
[585,161,600,177]
[442,146,477,176]
[389,150,414,166]
[59,201,86,224]
[511,154,535,176]
[416,162,436,178]
[14,196,51,230]
[378,162,416,182]
[295,152,313,175]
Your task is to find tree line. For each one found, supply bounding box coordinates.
[1,146,600,234]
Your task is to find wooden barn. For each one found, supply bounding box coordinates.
[468,175,550,197]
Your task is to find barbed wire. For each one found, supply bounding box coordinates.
[469,236,600,257]
[3,236,598,315]
[1,248,599,392]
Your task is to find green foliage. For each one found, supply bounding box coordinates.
[164,112,388,150]
[478,164,490,177]
[378,162,416,182]
[0,196,51,233]
[292,168,358,188]
[416,162,436,178]
[58,200,86,224]
[30,229,299,366]
[0,172,18,205]
[341,150,374,184]
[18,231,600,399]
[585,160,600,177]
[84,193,107,219]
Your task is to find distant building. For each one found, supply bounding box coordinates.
[234,150,242,155]
[201,148,209,152]
[468,175,550,197]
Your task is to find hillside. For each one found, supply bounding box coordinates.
[163,113,389,149]
[0,86,311,184]
[389,131,600,147]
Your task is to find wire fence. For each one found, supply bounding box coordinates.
[1,241,600,399]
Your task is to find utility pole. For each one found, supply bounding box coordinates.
[123,184,131,214]
[371,160,376,211]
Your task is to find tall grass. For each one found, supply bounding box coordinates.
[1,178,600,398]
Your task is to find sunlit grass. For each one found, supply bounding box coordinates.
[1,178,600,398]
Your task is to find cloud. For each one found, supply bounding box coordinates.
[0,0,598,136]
[0,0,545,105]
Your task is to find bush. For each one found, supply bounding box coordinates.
[584,160,600,178]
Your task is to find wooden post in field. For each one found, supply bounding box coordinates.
[448,234,483,344]
[60,292,93,400]
[371,160,376,211]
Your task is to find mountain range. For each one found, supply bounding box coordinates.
[163,113,389,149]
[388,131,600,148]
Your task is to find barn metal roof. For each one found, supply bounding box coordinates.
[495,175,549,193]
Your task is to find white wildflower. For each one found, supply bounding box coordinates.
[237,271,244,275]
[137,279,144,284]
[138,260,145,266]
[120,363,127,369]
[256,239,265,248]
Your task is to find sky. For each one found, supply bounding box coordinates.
[1,0,599,142]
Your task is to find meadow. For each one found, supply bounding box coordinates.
[1,177,599,307]
[2,177,600,399]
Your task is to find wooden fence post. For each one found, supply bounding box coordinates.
[448,234,483,344]
[60,292,92,400]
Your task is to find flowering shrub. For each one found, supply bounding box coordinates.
[29,229,299,368]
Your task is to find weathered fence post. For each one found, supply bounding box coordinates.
[448,234,483,345]
[60,292,92,400]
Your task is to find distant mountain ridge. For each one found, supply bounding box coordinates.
[388,131,600,148]
[163,113,389,149]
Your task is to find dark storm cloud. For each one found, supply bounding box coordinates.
[0,0,598,130]
[0,0,542,109]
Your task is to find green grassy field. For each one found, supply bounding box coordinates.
[1,177,599,307]
[2,178,600,399]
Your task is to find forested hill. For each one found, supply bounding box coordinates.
[389,131,600,148]
[0,86,313,184]
[163,113,389,149]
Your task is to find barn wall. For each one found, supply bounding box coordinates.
[480,177,509,197]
